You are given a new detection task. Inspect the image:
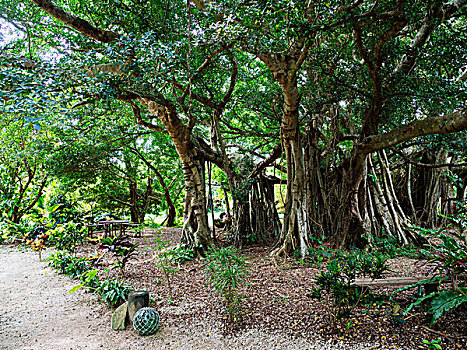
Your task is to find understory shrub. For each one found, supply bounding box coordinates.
[47,221,87,254]
[47,252,132,308]
[371,234,420,258]
[0,220,29,244]
[203,247,250,323]
[311,250,389,319]
[394,229,467,325]
[47,251,90,277]
[95,277,132,308]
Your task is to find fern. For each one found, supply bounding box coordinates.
[404,292,437,315]
[428,287,467,325]
[390,277,441,300]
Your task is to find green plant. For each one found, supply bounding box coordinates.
[0,220,29,244]
[394,230,467,325]
[311,250,389,320]
[422,338,442,350]
[372,234,421,258]
[422,231,467,288]
[152,237,190,300]
[68,269,100,294]
[98,235,139,272]
[167,245,194,264]
[203,246,250,323]
[46,251,90,278]
[95,277,132,308]
[48,221,87,254]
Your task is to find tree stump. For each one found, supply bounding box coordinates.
[128,291,149,324]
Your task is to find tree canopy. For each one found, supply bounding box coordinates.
[1,0,466,255]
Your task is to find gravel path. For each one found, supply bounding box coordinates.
[0,246,392,350]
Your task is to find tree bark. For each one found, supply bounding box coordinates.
[139,99,212,256]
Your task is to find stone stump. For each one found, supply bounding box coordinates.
[128,291,149,323]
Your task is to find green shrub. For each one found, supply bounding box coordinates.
[47,221,87,253]
[0,220,29,244]
[311,250,389,318]
[48,252,132,308]
[394,230,467,325]
[203,247,250,323]
[95,277,132,308]
[372,235,420,258]
[46,251,90,277]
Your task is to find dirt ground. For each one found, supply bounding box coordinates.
[0,245,392,350]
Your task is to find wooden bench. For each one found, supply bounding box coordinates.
[353,276,441,294]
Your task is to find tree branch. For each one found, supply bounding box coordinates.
[363,108,467,153]
[30,0,119,43]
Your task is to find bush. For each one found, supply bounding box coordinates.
[394,230,467,325]
[0,220,29,244]
[48,252,132,308]
[47,221,87,254]
[311,250,389,319]
[203,247,250,323]
[95,277,132,308]
[46,251,90,278]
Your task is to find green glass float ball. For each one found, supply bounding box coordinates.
[133,307,160,336]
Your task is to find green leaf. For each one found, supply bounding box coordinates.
[68,283,84,294]
[428,288,467,325]
[404,292,437,315]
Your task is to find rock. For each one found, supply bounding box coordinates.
[111,302,129,331]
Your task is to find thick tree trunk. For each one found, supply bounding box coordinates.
[166,199,176,228]
[153,170,176,227]
[248,175,281,242]
[179,150,211,256]
[129,182,143,224]
[270,79,312,256]
[258,43,312,257]
[141,99,212,256]
[338,149,368,248]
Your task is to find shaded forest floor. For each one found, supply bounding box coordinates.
[74,228,466,350]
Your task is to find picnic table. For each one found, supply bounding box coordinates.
[87,220,129,238]
[87,220,143,238]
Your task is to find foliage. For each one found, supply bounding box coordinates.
[95,277,132,308]
[152,237,193,300]
[311,250,389,319]
[294,236,335,267]
[24,231,49,259]
[394,228,467,325]
[98,235,139,272]
[203,247,250,323]
[47,221,87,254]
[421,231,467,288]
[46,251,90,278]
[371,235,420,259]
[428,288,467,326]
[47,252,131,308]
[422,338,443,350]
[0,220,29,244]
[0,116,49,224]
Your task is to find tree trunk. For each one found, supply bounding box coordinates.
[338,149,368,248]
[270,77,312,256]
[248,175,281,242]
[141,99,212,256]
[179,150,211,256]
[257,44,312,257]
